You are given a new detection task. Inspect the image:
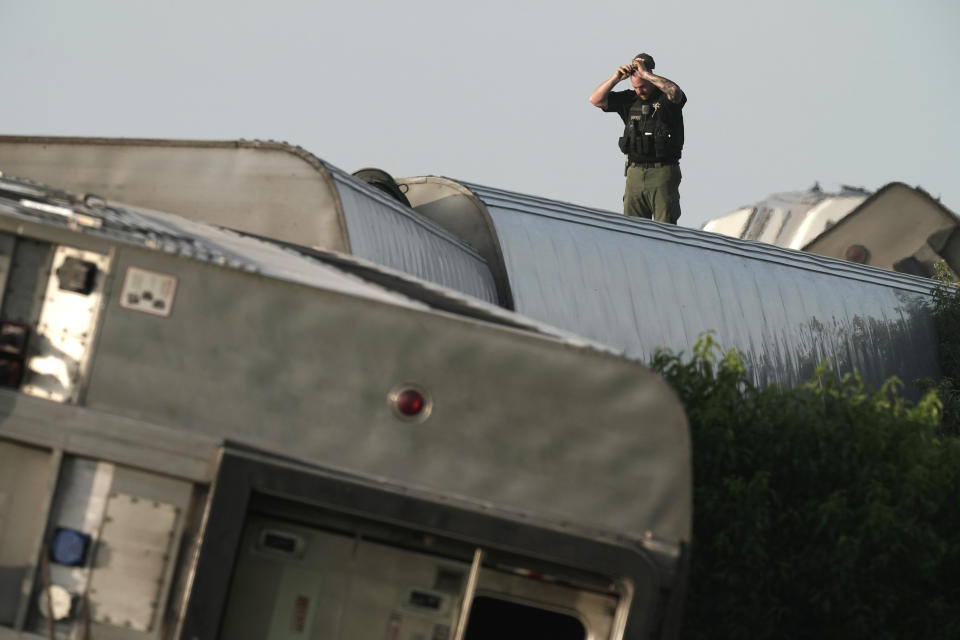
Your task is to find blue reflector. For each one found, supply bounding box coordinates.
[50,528,91,567]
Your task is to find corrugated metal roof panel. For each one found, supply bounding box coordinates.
[456,180,939,391]
[329,167,499,305]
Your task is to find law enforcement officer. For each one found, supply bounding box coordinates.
[590,53,686,224]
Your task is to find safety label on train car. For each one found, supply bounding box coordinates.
[119,266,178,317]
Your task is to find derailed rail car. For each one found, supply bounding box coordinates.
[0,175,690,639]
[0,136,941,392]
[397,177,941,391]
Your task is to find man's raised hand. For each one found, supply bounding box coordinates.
[616,65,634,81]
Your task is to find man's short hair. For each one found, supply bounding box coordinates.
[633,53,655,70]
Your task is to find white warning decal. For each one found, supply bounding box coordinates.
[119,266,178,317]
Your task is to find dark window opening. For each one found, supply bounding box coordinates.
[464,596,586,640]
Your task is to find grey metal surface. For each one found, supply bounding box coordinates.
[0,235,14,307]
[329,165,499,304]
[429,179,940,391]
[382,176,514,307]
[0,137,353,254]
[0,136,500,304]
[0,391,219,484]
[88,246,690,547]
[0,174,692,551]
[0,441,52,626]
[0,237,52,326]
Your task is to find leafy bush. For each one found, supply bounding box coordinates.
[930,262,960,436]
[651,336,960,640]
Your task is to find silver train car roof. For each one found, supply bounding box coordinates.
[399,175,941,392]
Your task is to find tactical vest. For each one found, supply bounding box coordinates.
[617,95,684,163]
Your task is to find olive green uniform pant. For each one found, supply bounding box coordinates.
[623,164,682,224]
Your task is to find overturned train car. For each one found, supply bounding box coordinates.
[0,174,690,640]
[0,136,942,391]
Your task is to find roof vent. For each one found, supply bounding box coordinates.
[352,168,411,207]
[844,244,870,264]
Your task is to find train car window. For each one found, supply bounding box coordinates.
[463,595,585,640]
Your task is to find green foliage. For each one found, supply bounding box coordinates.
[930,261,960,436]
[651,334,960,640]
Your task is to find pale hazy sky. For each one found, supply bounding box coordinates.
[2,0,958,229]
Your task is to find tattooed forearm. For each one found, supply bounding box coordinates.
[634,65,685,104]
[661,81,682,103]
[647,75,684,104]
